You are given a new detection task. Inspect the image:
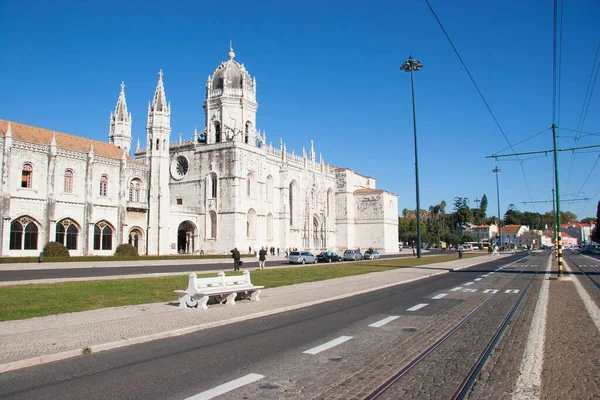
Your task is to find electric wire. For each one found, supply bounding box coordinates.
[565,41,600,195]
[423,0,535,207]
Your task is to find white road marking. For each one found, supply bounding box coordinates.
[474,278,482,281]
[432,293,447,299]
[481,274,490,277]
[483,289,498,294]
[505,289,520,294]
[464,282,474,286]
[564,262,600,332]
[450,287,462,292]
[303,336,353,355]
[512,256,550,399]
[462,288,478,293]
[369,316,400,328]
[187,373,264,400]
[489,272,496,274]
[406,303,429,312]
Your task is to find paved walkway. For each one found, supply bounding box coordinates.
[0,252,598,400]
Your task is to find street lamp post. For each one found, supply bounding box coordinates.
[493,167,502,248]
[401,55,423,258]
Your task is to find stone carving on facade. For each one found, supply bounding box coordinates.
[357,195,382,220]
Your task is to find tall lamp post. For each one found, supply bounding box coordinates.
[492,167,502,248]
[401,55,423,258]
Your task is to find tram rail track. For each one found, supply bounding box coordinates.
[563,251,600,291]
[364,252,546,400]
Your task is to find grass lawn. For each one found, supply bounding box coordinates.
[0,253,483,321]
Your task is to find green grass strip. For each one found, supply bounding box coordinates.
[0,254,482,321]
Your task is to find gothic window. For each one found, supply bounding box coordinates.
[99,175,108,197]
[266,175,273,203]
[246,172,255,198]
[209,211,217,238]
[267,213,273,239]
[214,122,221,143]
[55,219,78,250]
[247,209,256,239]
[289,181,296,226]
[64,170,74,193]
[93,221,113,250]
[156,139,160,151]
[313,217,319,248]
[128,178,142,202]
[21,163,33,188]
[210,173,218,198]
[327,188,334,228]
[10,217,39,250]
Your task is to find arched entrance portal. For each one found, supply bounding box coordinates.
[128,228,144,254]
[177,221,197,254]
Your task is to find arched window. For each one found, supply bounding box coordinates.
[64,170,74,193]
[209,210,217,238]
[210,173,218,198]
[99,175,108,196]
[9,220,23,250]
[246,172,255,198]
[327,188,334,228]
[93,221,113,250]
[313,216,319,248]
[247,209,256,239]
[21,163,33,188]
[128,228,143,252]
[289,182,296,226]
[267,213,273,239]
[9,217,39,250]
[156,139,160,151]
[266,175,273,203]
[214,122,221,143]
[55,219,79,250]
[129,178,142,202]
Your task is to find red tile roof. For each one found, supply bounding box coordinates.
[502,225,523,234]
[0,119,138,162]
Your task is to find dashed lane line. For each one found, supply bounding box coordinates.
[432,293,448,299]
[303,336,353,355]
[464,282,474,286]
[368,316,400,328]
[406,303,429,312]
[474,278,483,281]
[186,373,264,400]
[450,287,463,292]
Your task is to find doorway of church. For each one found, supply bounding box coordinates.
[177,221,197,254]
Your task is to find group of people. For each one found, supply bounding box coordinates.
[231,246,272,271]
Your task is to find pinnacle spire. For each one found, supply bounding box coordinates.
[152,70,168,112]
[114,81,130,121]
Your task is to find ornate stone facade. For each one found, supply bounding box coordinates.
[0,47,398,257]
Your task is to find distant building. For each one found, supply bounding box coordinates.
[501,224,530,247]
[0,47,399,257]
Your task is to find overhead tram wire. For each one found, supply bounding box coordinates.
[565,41,600,195]
[423,0,536,204]
[495,127,552,155]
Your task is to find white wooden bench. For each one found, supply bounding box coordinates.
[174,270,264,310]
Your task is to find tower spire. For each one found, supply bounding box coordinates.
[114,81,130,121]
[152,70,168,112]
[109,81,132,153]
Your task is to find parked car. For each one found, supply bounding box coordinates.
[288,251,318,264]
[317,251,342,263]
[343,249,363,261]
[363,249,380,260]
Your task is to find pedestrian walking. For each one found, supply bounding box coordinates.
[277,247,280,256]
[258,247,267,270]
[231,247,241,271]
[412,246,416,257]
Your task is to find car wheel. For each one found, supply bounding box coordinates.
[338,257,342,262]
[302,259,306,264]
[314,259,318,264]
[328,258,332,263]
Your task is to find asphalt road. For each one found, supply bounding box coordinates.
[0,252,425,282]
[0,253,537,400]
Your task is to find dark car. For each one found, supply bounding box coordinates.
[317,251,342,263]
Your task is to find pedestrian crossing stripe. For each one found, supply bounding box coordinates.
[504,289,520,294]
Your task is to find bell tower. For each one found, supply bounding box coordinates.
[146,70,171,255]
[204,45,259,145]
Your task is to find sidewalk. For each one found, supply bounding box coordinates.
[0,254,483,373]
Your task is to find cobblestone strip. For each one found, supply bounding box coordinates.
[540,271,600,399]
[564,260,600,332]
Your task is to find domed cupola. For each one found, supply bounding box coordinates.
[207,46,256,95]
[203,44,259,145]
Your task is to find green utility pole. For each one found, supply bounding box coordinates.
[552,123,563,276]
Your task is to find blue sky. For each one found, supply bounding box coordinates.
[1,0,599,220]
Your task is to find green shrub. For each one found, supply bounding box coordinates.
[115,244,139,257]
[42,242,70,257]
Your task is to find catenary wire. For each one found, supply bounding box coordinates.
[423,0,536,207]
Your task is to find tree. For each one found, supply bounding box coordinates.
[453,197,473,225]
[594,201,600,243]
[560,211,577,223]
[480,194,488,217]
